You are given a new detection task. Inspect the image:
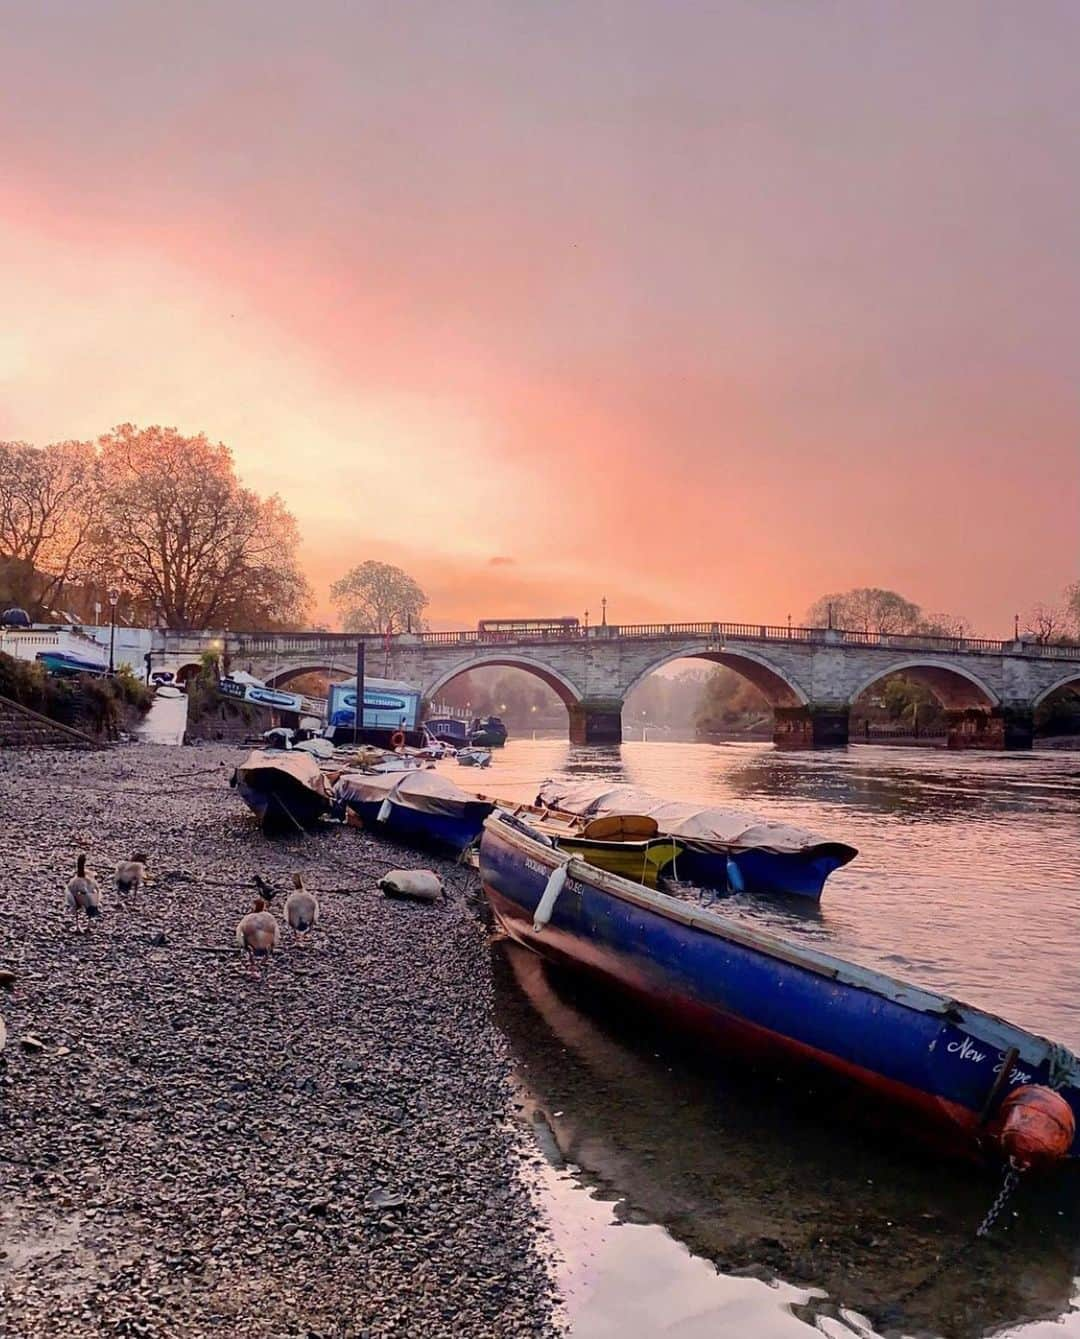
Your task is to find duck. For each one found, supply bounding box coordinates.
[115,852,148,905]
[235,897,280,980]
[65,854,101,931]
[253,874,275,903]
[284,873,319,945]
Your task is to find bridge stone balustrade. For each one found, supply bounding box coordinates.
[152,623,1080,749]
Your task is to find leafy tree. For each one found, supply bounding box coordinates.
[93,424,310,630]
[0,439,99,617]
[805,587,968,638]
[806,588,922,634]
[694,667,770,733]
[330,560,428,635]
[435,667,562,727]
[1067,582,1080,635]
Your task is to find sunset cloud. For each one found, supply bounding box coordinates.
[1,3,1077,634]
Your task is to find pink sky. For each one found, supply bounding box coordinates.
[1,2,1077,633]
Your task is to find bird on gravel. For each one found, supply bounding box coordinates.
[253,874,276,903]
[235,897,280,981]
[115,852,148,907]
[65,854,101,932]
[283,873,319,946]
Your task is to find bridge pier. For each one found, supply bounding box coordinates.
[773,703,850,749]
[946,706,1034,751]
[568,696,624,746]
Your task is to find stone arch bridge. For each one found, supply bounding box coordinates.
[155,621,1080,749]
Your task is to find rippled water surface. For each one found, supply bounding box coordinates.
[478,739,1080,1338]
[486,739,1080,1047]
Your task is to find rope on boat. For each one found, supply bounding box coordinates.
[1047,1040,1075,1091]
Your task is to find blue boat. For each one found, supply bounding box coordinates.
[536,780,856,900]
[481,812,1080,1165]
[36,649,109,677]
[230,750,334,833]
[425,716,470,747]
[334,769,495,853]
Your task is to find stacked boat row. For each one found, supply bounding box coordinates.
[229,749,1080,1168]
[231,749,856,901]
[337,774,857,897]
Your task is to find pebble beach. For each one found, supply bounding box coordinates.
[0,743,560,1338]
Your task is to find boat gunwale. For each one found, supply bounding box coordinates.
[481,813,1077,1074]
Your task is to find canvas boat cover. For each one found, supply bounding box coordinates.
[535,780,856,859]
[335,768,494,818]
[236,749,333,798]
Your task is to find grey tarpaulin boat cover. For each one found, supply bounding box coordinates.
[235,749,333,799]
[335,769,493,818]
[535,780,856,858]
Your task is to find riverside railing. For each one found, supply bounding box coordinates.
[159,625,1080,660]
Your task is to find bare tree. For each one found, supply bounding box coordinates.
[1024,603,1067,645]
[330,560,428,635]
[0,439,98,617]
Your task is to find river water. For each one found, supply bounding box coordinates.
[479,739,1080,1339]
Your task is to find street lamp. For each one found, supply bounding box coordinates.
[107,586,120,674]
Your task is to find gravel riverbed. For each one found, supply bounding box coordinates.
[0,743,561,1338]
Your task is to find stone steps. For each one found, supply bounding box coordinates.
[0,694,101,750]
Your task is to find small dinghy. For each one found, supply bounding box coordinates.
[231,750,334,833]
[481,812,1080,1167]
[536,780,856,900]
[457,748,492,768]
[334,769,495,853]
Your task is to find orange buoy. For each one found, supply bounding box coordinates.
[996,1085,1075,1171]
[391,730,406,749]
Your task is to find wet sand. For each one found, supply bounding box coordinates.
[0,743,559,1338]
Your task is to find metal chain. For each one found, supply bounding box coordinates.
[880,1164,1022,1323]
[975,1165,1020,1238]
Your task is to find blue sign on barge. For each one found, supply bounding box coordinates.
[480,813,1079,1168]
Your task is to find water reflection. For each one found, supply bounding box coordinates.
[496,945,1080,1339]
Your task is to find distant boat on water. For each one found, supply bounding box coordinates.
[469,716,508,747]
[425,716,470,747]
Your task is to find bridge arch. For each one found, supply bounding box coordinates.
[422,653,585,710]
[265,662,355,690]
[1032,669,1080,710]
[846,658,1001,710]
[622,644,810,708]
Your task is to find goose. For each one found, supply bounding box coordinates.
[65,855,101,931]
[115,852,148,905]
[235,898,280,980]
[283,873,319,945]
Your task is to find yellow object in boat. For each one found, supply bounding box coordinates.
[553,835,684,888]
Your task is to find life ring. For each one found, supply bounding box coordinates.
[390,730,406,750]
